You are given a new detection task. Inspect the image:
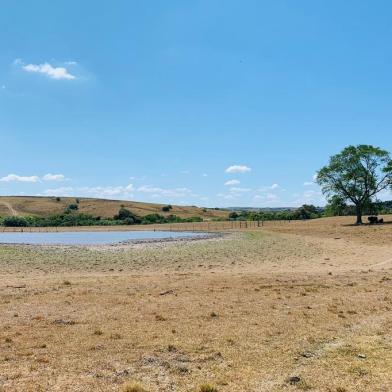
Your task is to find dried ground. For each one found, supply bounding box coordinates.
[1,217,392,391]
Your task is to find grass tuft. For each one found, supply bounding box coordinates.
[199,384,218,392]
[121,382,148,392]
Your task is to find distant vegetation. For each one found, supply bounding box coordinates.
[0,207,203,227]
[223,204,322,222]
[317,144,392,224]
[324,198,392,217]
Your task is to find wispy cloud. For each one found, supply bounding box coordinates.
[224,179,240,186]
[78,185,134,198]
[229,187,251,193]
[303,174,319,186]
[20,61,75,80]
[217,193,235,200]
[137,185,192,198]
[291,189,325,206]
[254,193,279,201]
[42,173,66,182]
[225,165,251,174]
[258,183,281,191]
[0,173,67,183]
[43,186,74,196]
[0,174,40,183]
[43,184,134,199]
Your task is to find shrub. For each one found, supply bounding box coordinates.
[229,212,239,220]
[142,214,166,224]
[123,217,136,225]
[67,203,79,212]
[55,197,61,202]
[3,216,28,227]
[162,205,173,212]
[114,208,141,224]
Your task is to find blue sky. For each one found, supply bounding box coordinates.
[1,0,391,207]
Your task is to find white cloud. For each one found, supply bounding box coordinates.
[0,174,39,183]
[202,173,208,177]
[0,173,68,183]
[43,186,74,196]
[137,185,192,198]
[136,185,161,193]
[225,179,240,186]
[42,173,66,182]
[258,183,281,192]
[43,184,134,199]
[254,193,279,201]
[291,190,325,206]
[302,174,318,186]
[22,62,75,80]
[229,187,251,193]
[79,184,134,198]
[225,165,251,174]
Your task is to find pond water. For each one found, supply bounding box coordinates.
[0,231,205,245]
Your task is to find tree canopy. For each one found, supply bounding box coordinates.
[316,145,392,224]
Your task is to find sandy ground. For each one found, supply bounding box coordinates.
[0,216,392,391]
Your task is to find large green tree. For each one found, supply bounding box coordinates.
[316,145,392,224]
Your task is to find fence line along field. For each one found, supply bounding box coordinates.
[0,215,390,234]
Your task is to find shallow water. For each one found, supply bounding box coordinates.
[0,231,205,245]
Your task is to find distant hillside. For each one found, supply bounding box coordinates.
[0,196,229,220]
[224,207,298,212]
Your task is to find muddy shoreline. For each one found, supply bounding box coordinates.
[0,231,230,250]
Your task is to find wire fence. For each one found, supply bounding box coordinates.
[0,220,299,233]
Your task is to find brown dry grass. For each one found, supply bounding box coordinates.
[1,217,392,391]
[0,196,228,220]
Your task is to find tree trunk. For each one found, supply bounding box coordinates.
[355,205,363,225]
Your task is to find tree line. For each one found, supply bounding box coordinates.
[0,207,202,227]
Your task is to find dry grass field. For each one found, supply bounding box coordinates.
[1,216,392,391]
[0,196,228,220]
